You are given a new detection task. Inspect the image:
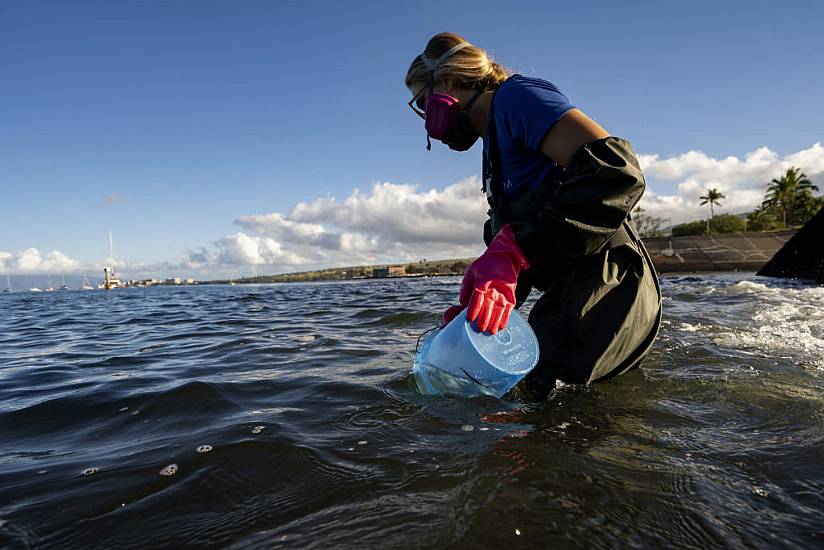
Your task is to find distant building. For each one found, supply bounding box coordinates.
[165,278,182,285]
[372,265,406,278]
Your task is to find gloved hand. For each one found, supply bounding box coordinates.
[441,224,530,334]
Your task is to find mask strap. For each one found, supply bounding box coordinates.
[463,89,483,113]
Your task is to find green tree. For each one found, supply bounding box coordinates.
[746,205,784,232]
[699,188,726,234]
[672,220,707,237]
[450,261,469,274]
[790,190,824,227]
[708,213,746,233]
[762,167,818,228]
[671,214,745,236]
[632,206,666,238]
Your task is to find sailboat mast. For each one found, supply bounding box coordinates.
[108,229,115,278]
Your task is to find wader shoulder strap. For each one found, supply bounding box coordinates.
[483,88,505,208]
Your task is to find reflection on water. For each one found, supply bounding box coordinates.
[0,274,822,548]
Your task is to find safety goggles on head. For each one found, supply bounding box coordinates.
[408,88,427,120]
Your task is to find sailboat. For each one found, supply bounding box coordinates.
[99,229,124,290]
[58,273,69,291]
[3,274,11,293]
[80,275,94,290]
[45,276,55,292]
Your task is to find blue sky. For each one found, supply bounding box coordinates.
[1,0,823,278]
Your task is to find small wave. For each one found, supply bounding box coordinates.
[366,311,434,326]
[352,308,386,319]
[709,278,824,369]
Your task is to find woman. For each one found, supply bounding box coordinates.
[406,33,662,398]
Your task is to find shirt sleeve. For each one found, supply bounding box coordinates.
[497,77,576,152]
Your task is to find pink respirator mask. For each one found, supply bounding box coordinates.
[417,41,482,151]
[424,93,463,141]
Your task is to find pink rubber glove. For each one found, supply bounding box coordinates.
[442,224,530,334]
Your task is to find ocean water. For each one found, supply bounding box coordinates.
[1,274,823,548]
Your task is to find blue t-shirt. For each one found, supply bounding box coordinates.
[483,75,576,203]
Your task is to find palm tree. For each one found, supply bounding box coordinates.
[699,188,725,233]
[762,167,818,228]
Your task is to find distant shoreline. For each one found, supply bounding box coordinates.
[2,231,798,291]
[206,257,474,285]
[205,229,797,285]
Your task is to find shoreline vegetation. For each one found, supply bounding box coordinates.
[208,258,475,284]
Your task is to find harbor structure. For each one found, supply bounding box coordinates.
[372,265,406,278]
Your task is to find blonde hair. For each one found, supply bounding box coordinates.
[405,32,510,94]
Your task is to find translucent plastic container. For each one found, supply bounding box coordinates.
[412,308,539,398]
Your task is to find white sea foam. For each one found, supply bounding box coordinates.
[678,323,702,333]
[715,280,824,369]
[159,464,178,476]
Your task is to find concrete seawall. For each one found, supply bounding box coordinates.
[643,231,795,273]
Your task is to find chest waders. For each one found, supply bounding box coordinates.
[482,93,662,395]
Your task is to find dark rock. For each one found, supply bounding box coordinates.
[757,206,824,283]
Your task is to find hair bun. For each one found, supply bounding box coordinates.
[406,33,510,93]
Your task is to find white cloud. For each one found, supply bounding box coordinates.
[214,233,307,266]
[288,179,485,246]
[193,176,490,274]
[638,143,824,223]
[0,248,156,280]
[0,248,80,274]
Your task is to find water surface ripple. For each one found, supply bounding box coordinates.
[1,274,823,548]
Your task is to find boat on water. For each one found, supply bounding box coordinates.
[58,273,69,291]
[29,287,42,292]
[99,267,124,290]
[80,276,94,290]
[99,229,124,290]
[3,274,11,293]
[45,277,54,292]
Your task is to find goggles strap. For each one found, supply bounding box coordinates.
[420,42,472,86]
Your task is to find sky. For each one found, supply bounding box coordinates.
[1,0,823,280]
